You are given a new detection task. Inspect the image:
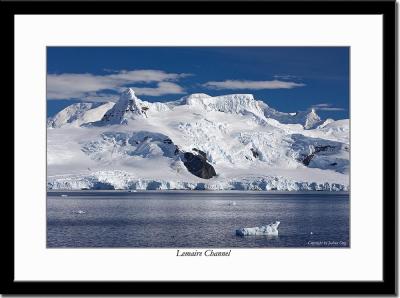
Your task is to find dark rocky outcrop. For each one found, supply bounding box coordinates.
[192,148,207,159]
[302,153,315,166]
[301,145,336,166]
[314,145,335,153]
[182,151,217,179]
[250,148,259,158]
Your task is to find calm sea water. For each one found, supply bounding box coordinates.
[47,191,349,248]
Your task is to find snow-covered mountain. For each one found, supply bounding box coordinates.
[47,102,115,128]
[47,88,349,191]
[260,102,322,129]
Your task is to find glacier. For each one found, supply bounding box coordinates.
[47,88,350,191]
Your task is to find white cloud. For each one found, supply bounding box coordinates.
[312,103,345,111]
[108,70,189,82]
[81,92,120,103]
[312,103,331,108]
[203,79,305,90]
[133,82,185,96]
[47,69,190,100]
[273,74,301,81]
[317,107,345,111]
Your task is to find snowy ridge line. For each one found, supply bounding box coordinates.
[47,102,115,128]
[47,89,334,130]
[47,171,349,191]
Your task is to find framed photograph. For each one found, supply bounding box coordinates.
[5,0,396,295]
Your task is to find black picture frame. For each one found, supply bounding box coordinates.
[3,0,396,295]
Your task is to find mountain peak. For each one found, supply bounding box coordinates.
[303,108,321,129]
[120,88,141,107]
[185,93,211,99]
[182,93,211,105]
[121,88,137,99]
[183,93,261,114]
[100,88,146,124]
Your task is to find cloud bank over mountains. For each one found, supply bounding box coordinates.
[47,69,191,100]
[203,79,305,90]
[47,69,305,101]
[311,103,345,112]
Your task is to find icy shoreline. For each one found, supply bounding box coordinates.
[47,189,350,194]
[47,171,349,191]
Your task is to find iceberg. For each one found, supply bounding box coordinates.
[236,221,280,236]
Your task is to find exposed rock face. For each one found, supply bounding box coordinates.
[100,89,146,124]
[302,145,336,166]
[290,134,348,174]
[182,151,217,179]
[93,88,169,126]
[250,148,259,158]
[302,153,315,166]
[192,148,207,159]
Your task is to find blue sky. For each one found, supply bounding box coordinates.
[47,47,349,119]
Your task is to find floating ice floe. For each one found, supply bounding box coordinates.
[236,221,280,236]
